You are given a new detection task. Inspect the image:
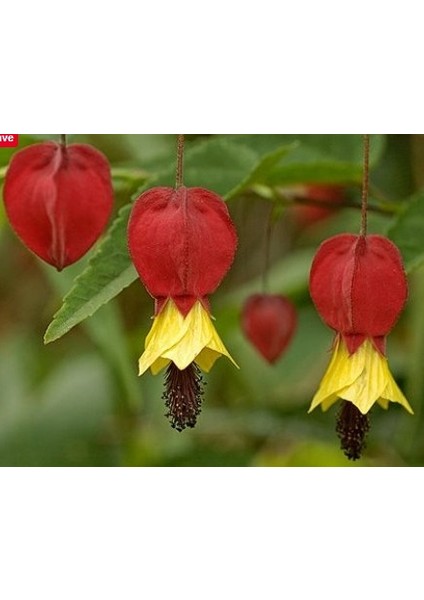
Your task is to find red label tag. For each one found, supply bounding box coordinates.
[0,134,19,147]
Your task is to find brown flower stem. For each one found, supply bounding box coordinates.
[262,206,274,293]
[176,134,185,188]
[60,134,67,147]
[360,134,370,236]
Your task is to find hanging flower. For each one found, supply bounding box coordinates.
[128,185,238,430]
[241,294,297,364]
[309,233,413,459]
[3,141,113,270]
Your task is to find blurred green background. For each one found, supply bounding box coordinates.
[1,134,424,467]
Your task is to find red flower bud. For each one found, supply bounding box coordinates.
[128,186,237,316]
[241,294,297,363]
[309,233,407,353]
[3,142,113,270]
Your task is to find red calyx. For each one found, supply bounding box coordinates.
[3,142,113,270]
[127,186,238,316]
[309,233,408,353]
[241,294,297,364]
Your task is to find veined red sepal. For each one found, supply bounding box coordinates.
[309,234,407,353]
[128,186,237,316]
[3,142,113,270]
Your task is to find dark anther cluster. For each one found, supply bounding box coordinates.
[163,362,205,431]
[336,400,370,460]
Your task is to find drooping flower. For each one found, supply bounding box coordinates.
[3,141,113,270]
[128,185,238,430]
[309,233,412,459]
[241,294,297,364]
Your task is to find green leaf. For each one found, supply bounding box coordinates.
[226,142,296,199]
[227,134,386,185]
[44,200,139,344]
[152,137,260,196]
[185,139,259,197]
[387,190,424,273]
[227,134,385,165]
[178,137,295,198]
[111,167,149,194]
[263,145,367,186]
[43,261,139,409]
[266,157,362,185]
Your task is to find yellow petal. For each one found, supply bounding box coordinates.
[309,336,363,412]
[198,316,239,370]
[339,339,390,414]
[309,336,412,415]
[150,357,170,376]
[195,348,223,372]
[138,301,187,375]
[379,358,413,414]
[138,299,238,375]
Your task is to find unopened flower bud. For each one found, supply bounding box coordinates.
[241,294,297,364]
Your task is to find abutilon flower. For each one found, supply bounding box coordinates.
[309,233,413,460]
[3,141,113,270]
[128,186,238,431]
[241,294,297,364]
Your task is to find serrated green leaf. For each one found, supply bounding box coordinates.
[227,134,386,186]
[387,191,424,273]
[44,200,139,344]
[43,261,139,408]
[263,145,365,186]
[180,138,295,199]
[226,142,296,199]
[227,134,385,165]
[153,137,296,199]
[153,137,261,196]
[267,158,363,185]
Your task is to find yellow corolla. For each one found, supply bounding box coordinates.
[138,298,238,375]
[309,335,413,415]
